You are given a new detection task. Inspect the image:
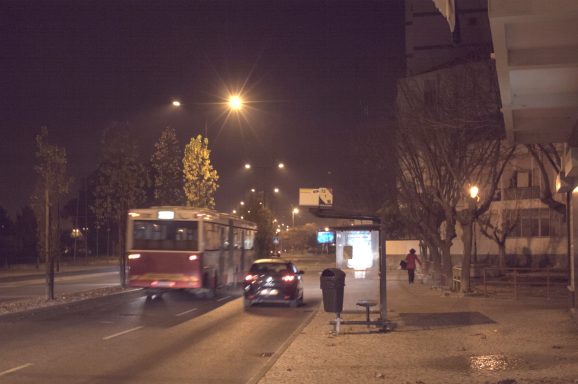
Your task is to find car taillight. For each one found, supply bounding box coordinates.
[282,274,296,282]
[245,274,257,282]
[188,255,198,261]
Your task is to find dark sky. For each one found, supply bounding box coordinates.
[0,0,405,223]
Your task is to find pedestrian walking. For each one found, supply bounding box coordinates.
[405,248,422,284]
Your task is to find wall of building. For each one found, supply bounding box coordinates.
[405,0,492,75]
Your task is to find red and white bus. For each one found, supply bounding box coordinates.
[126,206,257,298]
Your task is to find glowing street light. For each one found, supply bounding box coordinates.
[273,187,279,193]
[278,163,285,169]
[228,95,244,111]
[244,163,251,170]
[292,207,300,227]
[469,185,479,200]
[172,100,182,107]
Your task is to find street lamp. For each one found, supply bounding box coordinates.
[228,95,244,111]
[469,185,480,200]
[468,184,479,263]
[243,162,286,209]
[292,207,299,227]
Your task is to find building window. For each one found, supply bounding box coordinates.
[506,208,564,238]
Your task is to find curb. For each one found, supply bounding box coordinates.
[246,303,321,384]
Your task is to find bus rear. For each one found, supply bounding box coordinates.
[126,210,205,292]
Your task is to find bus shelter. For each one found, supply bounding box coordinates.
[329,225,381,313]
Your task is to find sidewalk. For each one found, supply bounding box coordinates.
[259,269,578,384]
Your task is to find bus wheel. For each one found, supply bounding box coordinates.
[145,289,160,300]
[210,273,218,298]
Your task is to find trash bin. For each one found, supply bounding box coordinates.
[320,268,346,313]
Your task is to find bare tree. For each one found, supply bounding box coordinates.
[478,207,519,272]
[527,144,565,216]
[397,60,515,291]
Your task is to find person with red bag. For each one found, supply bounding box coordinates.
[405,248,422,284]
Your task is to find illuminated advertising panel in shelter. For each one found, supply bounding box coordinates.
[317,231,335,244]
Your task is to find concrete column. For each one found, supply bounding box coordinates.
[570,191,578,310]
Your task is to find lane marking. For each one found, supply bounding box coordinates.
[175,307,198,317]
[0,363,33,377]
[216,295,231,302]
[102,326,143,340]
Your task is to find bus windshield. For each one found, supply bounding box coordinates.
[132,220,199,251]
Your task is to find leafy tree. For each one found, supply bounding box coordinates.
[151,127,184,205]
[31,127,71,299]
[183,135,219,209]
[92,123,148,286]
[241,196,275,258]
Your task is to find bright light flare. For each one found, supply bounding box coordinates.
[469,185,479,199]
[172,100,181,107]
[228,95,243,111]
[282,275,296,282]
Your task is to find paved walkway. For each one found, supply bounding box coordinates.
[259,268,578,384]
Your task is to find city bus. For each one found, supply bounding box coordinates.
[126,206,257,299]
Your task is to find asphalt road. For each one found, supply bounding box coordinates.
[0,257,326,383]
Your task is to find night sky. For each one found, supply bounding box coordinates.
[0,0,405,224]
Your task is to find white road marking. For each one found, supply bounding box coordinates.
[216,295,231,302]
[102,326,143,340]
[0,363,33,377]
[175,307,198,317]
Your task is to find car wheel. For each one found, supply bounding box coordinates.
[298,292,304,306]
[289,297,299,308]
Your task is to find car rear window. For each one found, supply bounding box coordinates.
[250,262,291,274]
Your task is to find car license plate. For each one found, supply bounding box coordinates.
[155,281,174,287]
[259,289,278,296]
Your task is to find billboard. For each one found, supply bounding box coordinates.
[299,187,333,207]
[317,231,335,244]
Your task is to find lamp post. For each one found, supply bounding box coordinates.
[469,185,479,264]
[170,93,244,137]
[292,207,299,227]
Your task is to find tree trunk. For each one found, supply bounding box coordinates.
[441,241,453,288]
[45,188,55,300]
[429,245,442,285]
[498,241,506,274]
